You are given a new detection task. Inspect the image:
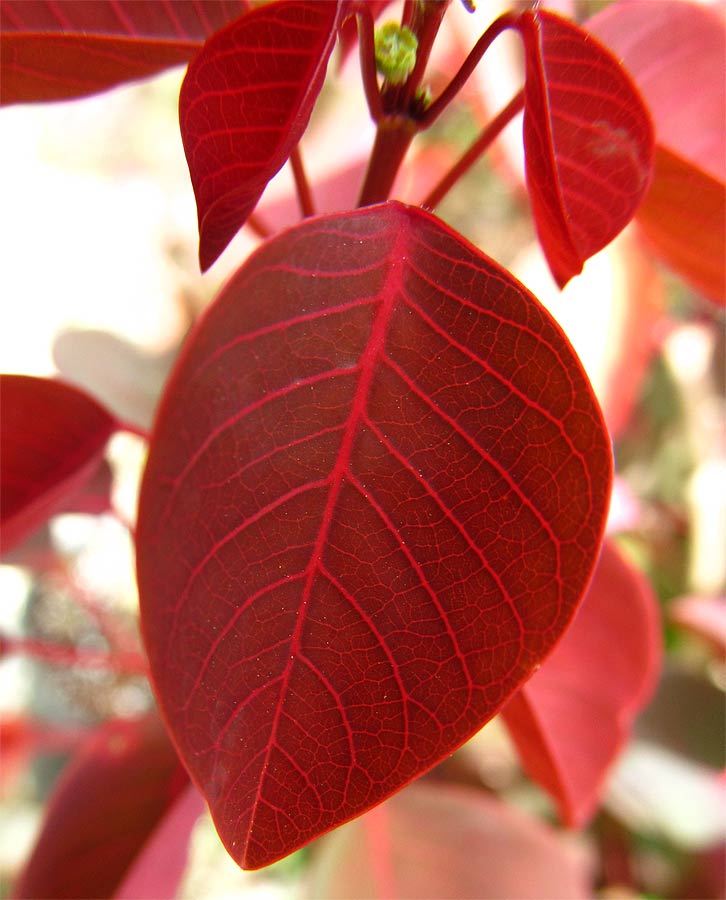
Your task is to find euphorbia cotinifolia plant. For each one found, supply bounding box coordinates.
[5,0,698,889]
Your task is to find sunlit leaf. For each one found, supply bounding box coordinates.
[137,202,611,868]
[0,0,248,104]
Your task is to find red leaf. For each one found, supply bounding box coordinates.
[636,147,726,304]
[586,1,725,304]
[0,0,248,105]
[0,375,117,557]
[517,9,654,288]
[137,202,612,868]
[502,539,662,827]
[308,782,591,899]
[179,0,346,272]
[14,716,188,900]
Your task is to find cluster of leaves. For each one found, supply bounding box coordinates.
[0,0,723,897]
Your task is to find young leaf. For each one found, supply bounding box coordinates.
[587,0,726,304]
[0,0,248,105]
[307,782,591,899]
[517,9,654,288]
[1,375,117,556]
[179,0,346,272]
[14,716,188,900]
[502,539,662,827]
[136,202,612,869]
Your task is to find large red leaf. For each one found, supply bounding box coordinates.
[587,1,726,305]
[0,375,117,557]
[14,716,188,900]
[517,9,654,288]
[502,538,662,827]
[137,202,612,868]
[0,0,248,105]
[179,0,345,272]
[307,782,591,899]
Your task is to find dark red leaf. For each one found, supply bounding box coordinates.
[586,0,726,304]
[14,716,188,900]
[136,202,612,868]
[517,9,654,288]
[308,782,591,899]
[0,0,248,105]
[0,375,117,557]
[179,0,346,272]
[502,539,662,827]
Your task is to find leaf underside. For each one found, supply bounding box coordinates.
[137,202,612,869]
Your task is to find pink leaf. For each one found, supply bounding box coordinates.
[586,0,726,304]
[14,716,188,900]
[0,0,248,104]
[179,1,346,271]
[1,375,117,557]
[517,9,654,287]
[502,538,662,827]
[136,202,612,868]
[308,782,591,900]
[113,785,205,900]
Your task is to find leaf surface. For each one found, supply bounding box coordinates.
[517,9,654,287]
[179,0,345,271]
[307,782,591,899]
[14,716,188,900]
[502,539,662,826]
[0,375,117,557]
[136,202,612,868]
[586,0,725,304]
[0,0,248,105]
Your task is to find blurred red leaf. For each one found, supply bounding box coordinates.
[179,0,346,271]
[637,146,725,304]
[307,782,591,899]
[0,0,248,105]
[587,0,726,304]
[517,9,654,287]
[113,784,205,900]
[14,716,188,900]
[137,201,611,868]
[502,539,662,827]
[0,375,117,557]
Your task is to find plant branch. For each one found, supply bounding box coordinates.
[420,89,525,210]
[289,145,316,218]
[417,10,519,129]
[355,4,383,123]
[1,633,149,675]
[357,119,417,207]
[246,211,273,240]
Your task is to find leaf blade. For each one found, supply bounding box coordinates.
[0,0,248,104]
[518,9,654,287]
[137,202,612,868]
[178,0,345,271]
[0,375,117,556]
[502,539,662,826]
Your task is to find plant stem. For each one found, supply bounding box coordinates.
[289,145,315,218]
[420,89,525,210]
[246,211,273,239]
[417,10,519,129]
[356,4,383,123]
[357,118,417,206]
[1,633,149,675]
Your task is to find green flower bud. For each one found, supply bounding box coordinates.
[374,22,418,86]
